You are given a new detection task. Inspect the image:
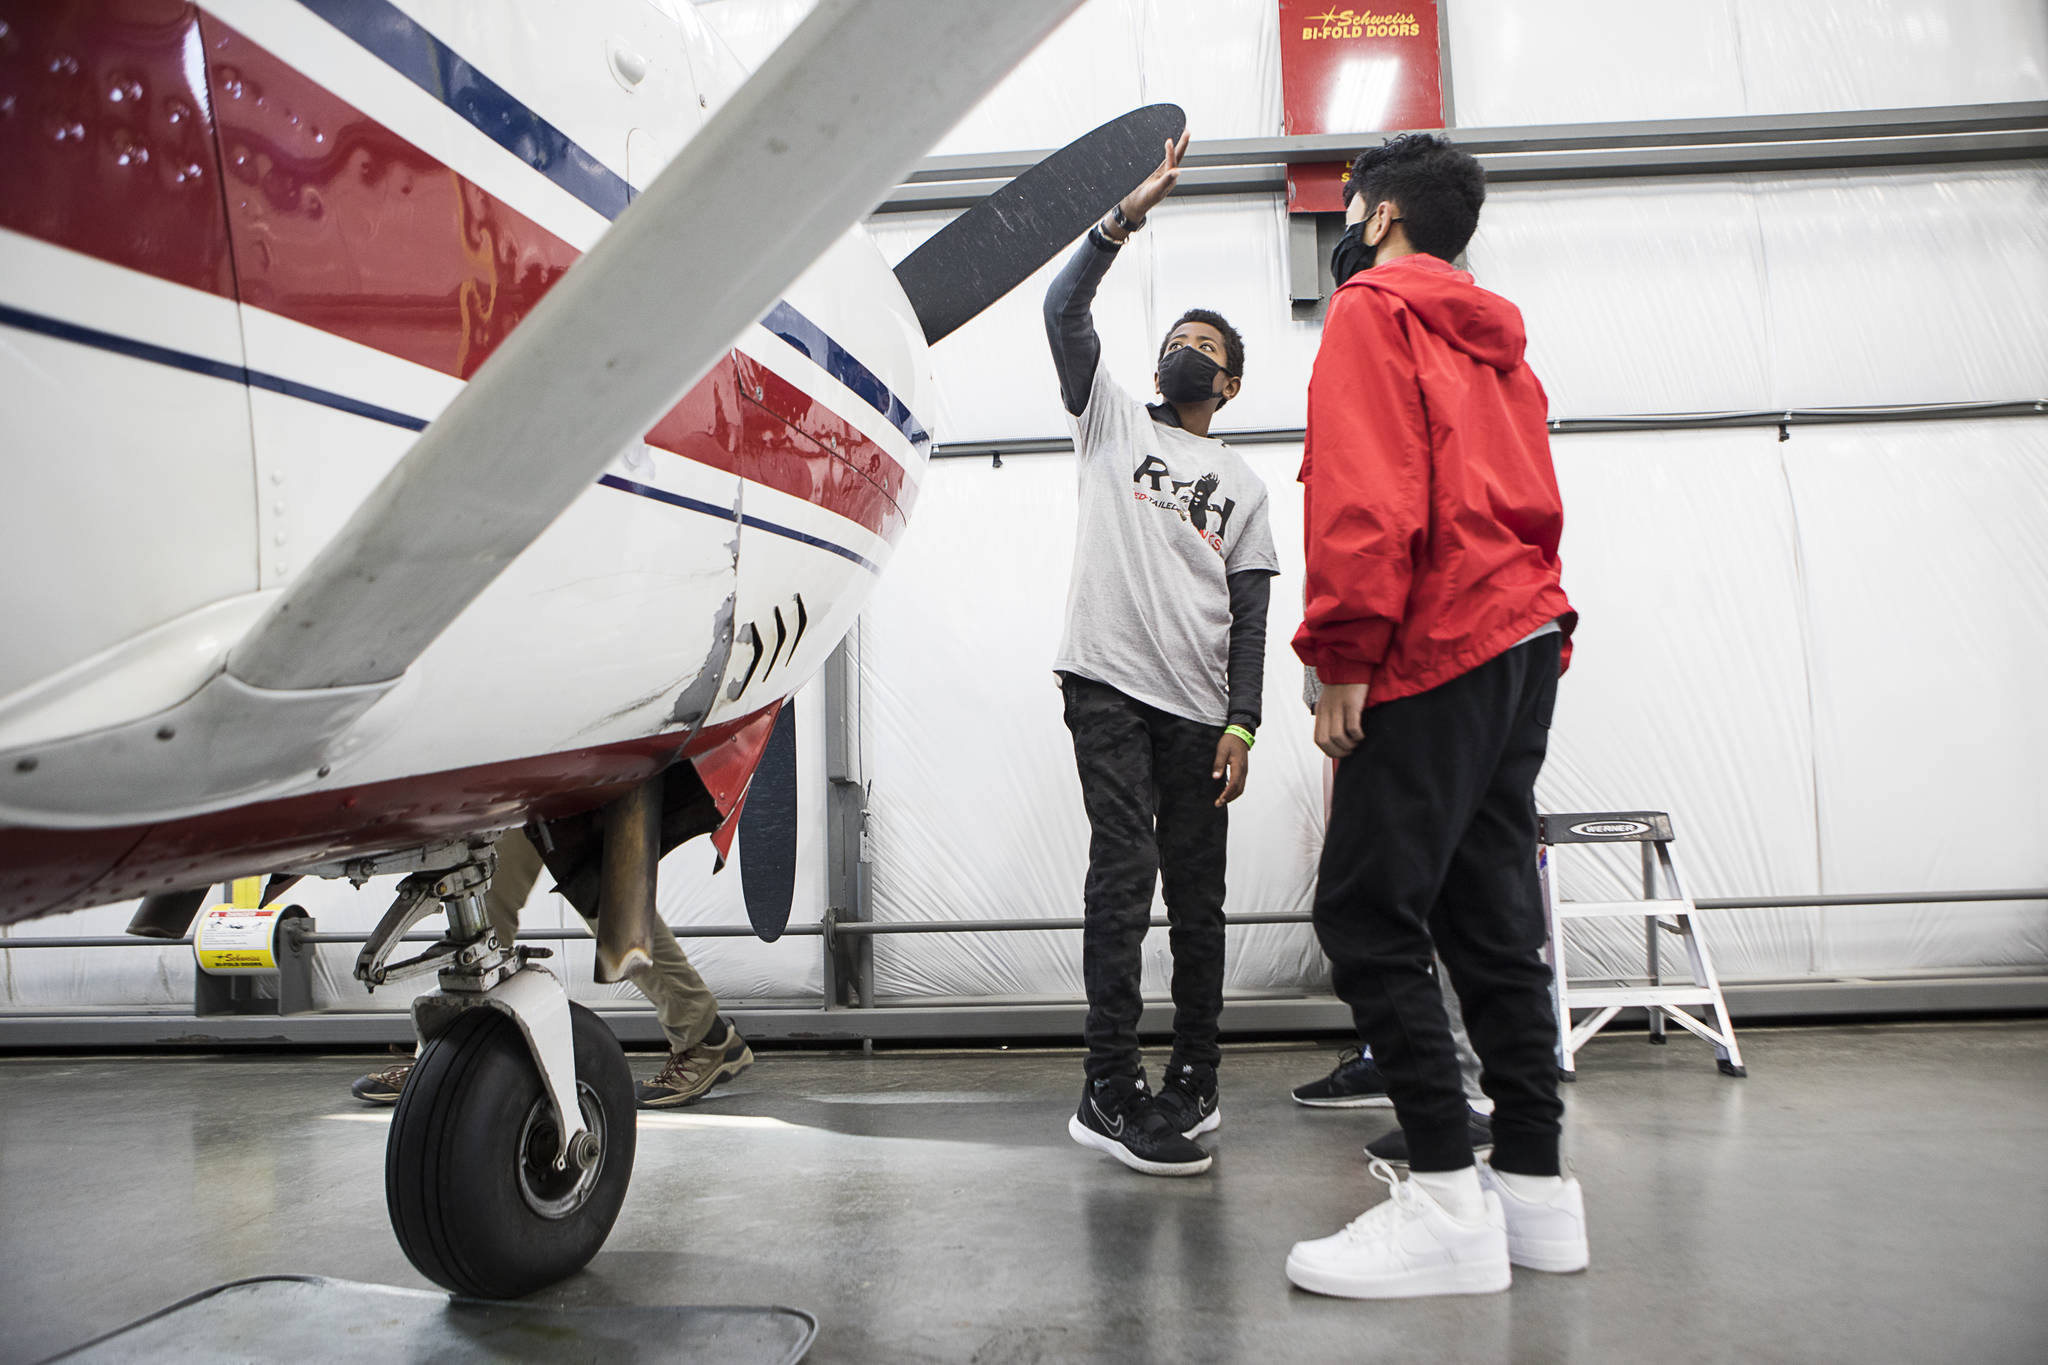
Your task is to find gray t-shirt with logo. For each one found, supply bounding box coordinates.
[1054,353,1280,726]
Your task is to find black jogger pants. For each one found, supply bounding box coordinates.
[1313,633,1565,1175]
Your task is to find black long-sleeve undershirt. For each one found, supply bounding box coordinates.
[1224,569,1270,734]
[1043,227,1117,416]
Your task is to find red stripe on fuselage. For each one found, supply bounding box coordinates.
[737,355,920,520]
[0,705,783,924]
[202,11,573,383]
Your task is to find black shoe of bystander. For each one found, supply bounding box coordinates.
[1364,1113,1494,1168]
[1291,1048,1393,1108]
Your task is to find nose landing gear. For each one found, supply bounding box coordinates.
[351,837,636,1298]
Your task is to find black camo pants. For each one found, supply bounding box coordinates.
[1061,674,1229,1083]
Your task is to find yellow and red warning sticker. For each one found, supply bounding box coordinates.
[193,878,281,973]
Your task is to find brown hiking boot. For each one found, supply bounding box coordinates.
[351,1061,412,1104]
[635,1021,753,1108]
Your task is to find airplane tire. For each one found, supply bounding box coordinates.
[386,1001,635,1298]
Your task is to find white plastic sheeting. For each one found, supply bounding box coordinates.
[696,1,1281,156]
[858,415,2048,995]
[1447,0,2048,126]
[1786,420,2048,974]
[858,444,1330,1002]
[1439,164,2048,418]
[698,0,2047,153]
[880,163,2048,442]
[848,153,2047,994]
[1536,429,1820,984]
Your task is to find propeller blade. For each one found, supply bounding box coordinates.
[228,0,1083,694]
[738,702,799,942]
[892,103,1186,345]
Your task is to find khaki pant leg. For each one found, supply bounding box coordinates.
[563,905,721,1052]
[491,828,719,1053]
[632,915,720,1053]
[484,828,545,945]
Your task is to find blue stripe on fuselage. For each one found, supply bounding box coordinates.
[295,0,631,221]
[0,303,880,574]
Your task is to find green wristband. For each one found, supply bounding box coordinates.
[1224,724,1256,749]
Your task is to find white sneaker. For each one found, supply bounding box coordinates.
[1286,1158,1511,1299]
[1477,1162,1589,1273]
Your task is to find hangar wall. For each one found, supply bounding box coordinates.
[3,0,2043,1016]
[845,0,2048,999]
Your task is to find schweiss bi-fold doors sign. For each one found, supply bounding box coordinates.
[1278,1,1446,212]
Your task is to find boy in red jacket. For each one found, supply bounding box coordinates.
[1284,135,1584,1300]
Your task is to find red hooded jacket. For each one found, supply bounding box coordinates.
[1293,253,1574,703]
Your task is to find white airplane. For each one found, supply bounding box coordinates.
[0,0,1179,1296]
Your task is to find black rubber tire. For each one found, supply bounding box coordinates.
[386,1001,635,1298]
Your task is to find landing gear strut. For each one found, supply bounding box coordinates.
[353,837,636,1297]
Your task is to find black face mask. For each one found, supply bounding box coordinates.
[1331,221,1377,285]
[1158,345,1226,406]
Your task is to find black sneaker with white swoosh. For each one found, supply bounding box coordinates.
[1153,1060,1220,1139]
[1068,1073,1212,1176]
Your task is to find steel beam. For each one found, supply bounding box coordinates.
[931,402,2048,463]
[878,101,2048,212]
[821,632,874,1008]
[3,975,2043,1049]
[7,886,2040,951]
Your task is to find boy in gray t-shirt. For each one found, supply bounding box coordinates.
[1044,134,1278,1179]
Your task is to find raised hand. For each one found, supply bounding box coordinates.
[1116,131,1190,230]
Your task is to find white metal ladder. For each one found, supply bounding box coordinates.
[1539,811,1745,1079]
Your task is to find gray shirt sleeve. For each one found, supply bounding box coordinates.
[1226,568,1273,733]
[1043,229,1120,417]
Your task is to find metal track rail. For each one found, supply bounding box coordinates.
[879,101,2048,211]
[932,400,2048,463]
[5,888,2041,951]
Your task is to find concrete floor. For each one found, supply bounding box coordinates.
[2,1020,2044,1364]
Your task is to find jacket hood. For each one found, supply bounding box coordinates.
[1343,254,1526,372]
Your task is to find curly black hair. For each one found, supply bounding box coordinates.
[1157,307,1245,390]
[1344,132,1486,263]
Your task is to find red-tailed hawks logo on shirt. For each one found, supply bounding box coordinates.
[1132,456,1236,554]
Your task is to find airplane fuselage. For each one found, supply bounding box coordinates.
[0,0,935,920]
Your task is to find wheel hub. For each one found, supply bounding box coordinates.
[517,1081,605,1219]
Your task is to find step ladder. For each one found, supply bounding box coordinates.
[1539,811,1745,1079]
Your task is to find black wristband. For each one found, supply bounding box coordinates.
[1110,202,1141,233]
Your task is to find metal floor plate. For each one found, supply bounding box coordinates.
[46,1276,818,1364]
